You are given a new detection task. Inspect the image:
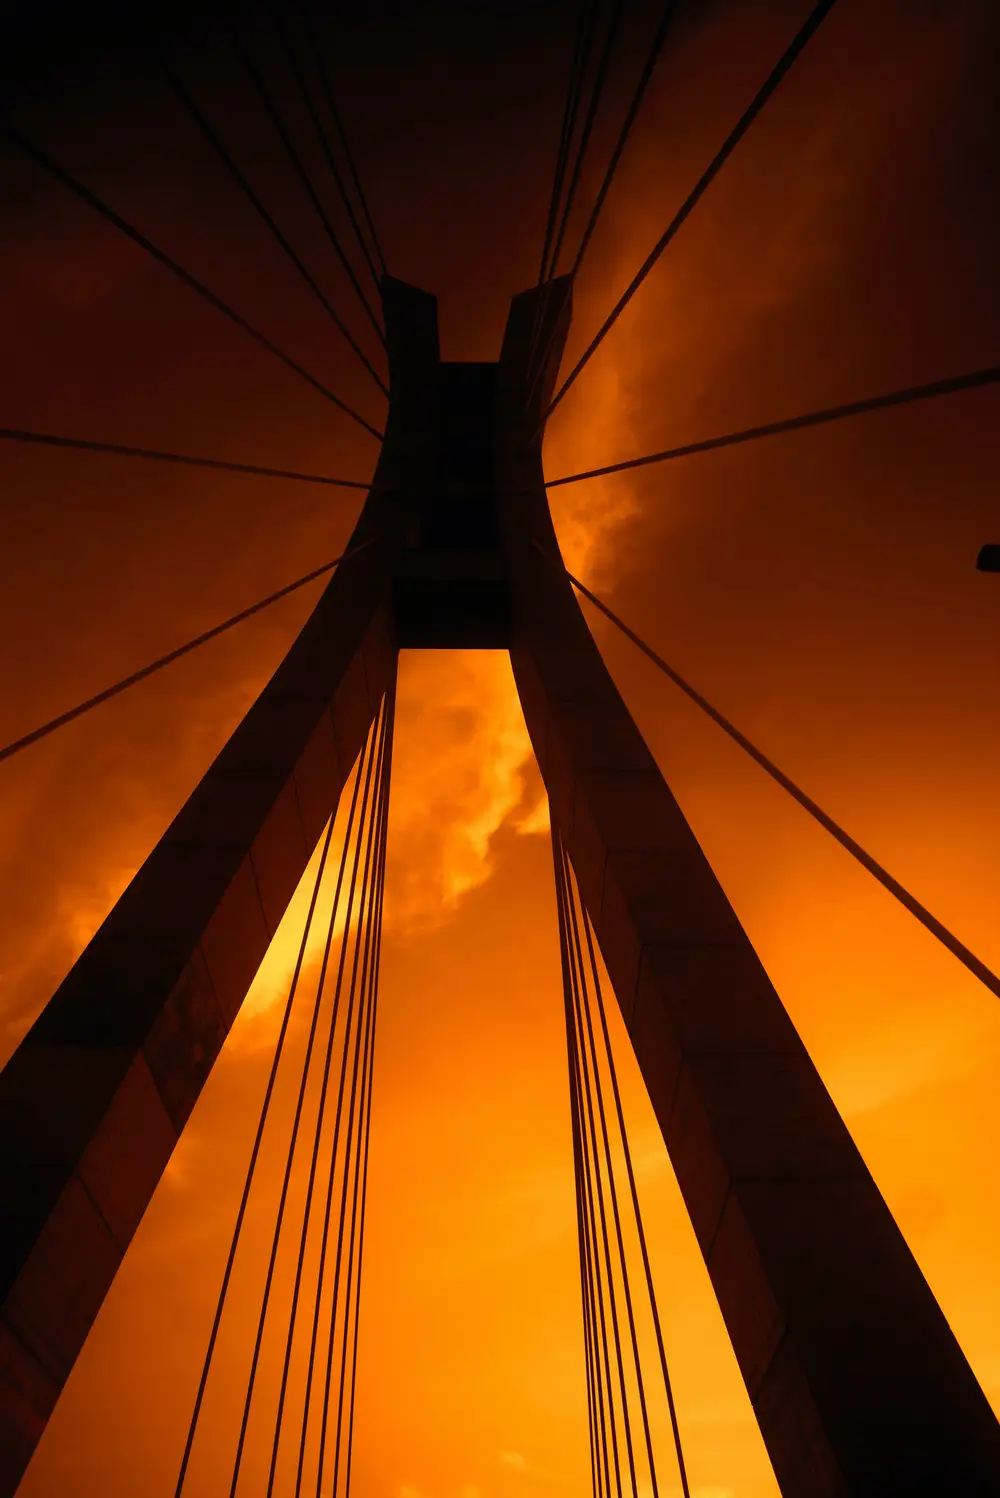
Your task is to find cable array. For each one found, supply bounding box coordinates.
[526,0,677,401]
[543,0,839,417]
[175,686,395,1498]
[549,548,1000,1006]
[552,827,690,1498]
[229,23,386,350]
[3,9,390,450]
[157,54,387,397]
[0,425,369,489]
[545,364,1000,488]
[1,122,383,441]
[0,545,373,768]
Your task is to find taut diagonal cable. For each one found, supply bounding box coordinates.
[232,27,386,347]
[553,826,692,1498]
[300,5,388,279]
[562,841,658,1498]
[172,787,346,1497]
[262,705,385,1498]
[578,892,690,1497]
[558,840,623,1498]
[547,0,841,416]
[279,14,383,297]
[550,549,1000,1005]
[548,0,626,281]
[555,836,610,1498]
[570,0,679,278]
[0,544,374,768]
[290,693,389,1498]
[315,699,391,1498]
[341,684,395,1498]
[158,55,388,395]
[0,424,370,489]
[1,122,383,439]
[545,363,1000,487]
[227,709,384,1498]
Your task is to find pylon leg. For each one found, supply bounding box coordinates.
[497,280,1000,1497]
[0,279,438,1497]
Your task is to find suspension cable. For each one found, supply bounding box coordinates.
[525,0,599,388]
[231,25,386,347]
[315,703,391,1498]
[262,700,385,1498]
[546,0,841,417]
[299,5,388,280]
[525,0,678,409]
[570,0,679,279]
[546,546,1000,1004]
[561,844,638,1498]
[341,687,395,1498]
[548,0,626,281]
[172,782,347,1496]
[278,13,383,297]
[539,0,598,291]
[327,784,384,1498]
[555,849,603,1498]
[553,827,692,1498]
[226,704,384,1498]
[1,122,383,439]
[555,839,617,1498]
[291,692,391,1497]
[0,543,373,769]
[562,841,657,1498]
[158,54,388,395]
[545,363,1000,487]
[578,894,690,1497]
[0,424,370,489]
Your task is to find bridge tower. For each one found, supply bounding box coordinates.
[2,273,999,1498]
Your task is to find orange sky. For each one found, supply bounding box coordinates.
[2,2,1000,1495]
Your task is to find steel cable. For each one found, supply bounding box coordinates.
[328,748,387,1498]
[227,709,383,1497]
[578,894,691,1496]
[553,826,693,1498]
[545,362,1000,486]
[555,842,611,1498]
[570,0,679,279]
[291,696,388,1496]
[1,121,383,439]
[562,844,639,1498]
[0,543,374,769]
[342,687,395,1498]
[172,787,346,1497]
[547,0,841,417]
[263,700,387,1498]
[562,842,658,1498]
[555,838,626,1498]
[541,542,1000,1006]
[0,424,370,489]
[548,0,626,281]
[158,54,388,394]
[299,5,388,280]
[279,14,383,298]
[232,25,386,346]
[314,705,391,1497]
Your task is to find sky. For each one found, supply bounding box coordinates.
[2,1,1000,1495]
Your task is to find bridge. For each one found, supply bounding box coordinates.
[1,3,999,1496]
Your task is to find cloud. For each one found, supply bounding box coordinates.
[384,650,543,929]
[498,1451,527,1472]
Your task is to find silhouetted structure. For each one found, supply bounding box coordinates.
[2,275,1000,1498]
